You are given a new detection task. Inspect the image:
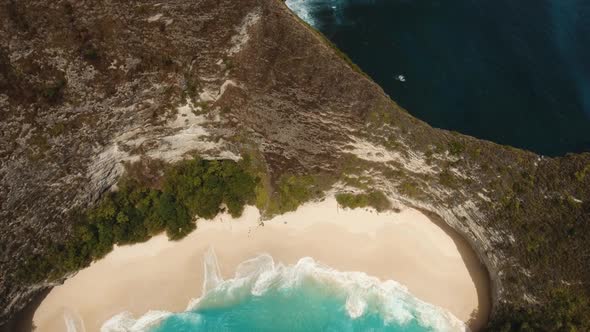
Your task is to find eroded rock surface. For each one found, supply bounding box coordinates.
[1,0,589,326]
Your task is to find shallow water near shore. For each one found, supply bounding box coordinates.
[105,251,465,332]
[286,0,590,156]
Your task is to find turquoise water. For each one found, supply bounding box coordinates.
[101,251,465,332]
[151,283,429,332]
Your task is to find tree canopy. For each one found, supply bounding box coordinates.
[17,157,258,283]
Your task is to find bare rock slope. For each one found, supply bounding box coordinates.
[1,0,589,328]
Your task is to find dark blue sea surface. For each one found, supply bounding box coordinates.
[287,0,590,156]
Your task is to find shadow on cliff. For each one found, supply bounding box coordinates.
[0,289,49,332]
[419,210,492,332]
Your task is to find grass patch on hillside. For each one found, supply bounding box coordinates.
[41,79,66,103]
[575,164,590,182]
[341,175,373,190]
[438,168,458,188]
[16,157,258,283]
[335,191,391,212]
[448,140,465,156]
[267,175,318,215]
[398,180,422,198]
[486,287,590,332]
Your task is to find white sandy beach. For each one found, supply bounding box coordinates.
[33,197,489,332]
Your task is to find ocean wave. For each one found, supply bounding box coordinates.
[285,0,338,27]
[101,311,171,332]
[99,247,467,332]
[64,308,86,332]
[285,0,316,26]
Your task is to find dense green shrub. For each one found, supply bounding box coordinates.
[486,288,590,331]
[335,191,391,212]
[41,79,66,103]
[16,157,258,283]
[575,164,590,182]
[448,140,465,156]
[269,175,317,214]
[438,168,458,188]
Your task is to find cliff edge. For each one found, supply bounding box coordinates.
[1,0,589,329]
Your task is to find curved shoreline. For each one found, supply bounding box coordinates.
[417,209,493,327]
[32,197,490,331]
[282,1,499,319]
[422,210,500,319]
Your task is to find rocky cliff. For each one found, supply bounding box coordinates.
[1,0,589,329]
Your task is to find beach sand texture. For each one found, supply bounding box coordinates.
[33,197,490,331]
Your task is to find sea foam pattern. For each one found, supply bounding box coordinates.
[284,0,318,26]
[285,0,338,27]
[100,248,467,332]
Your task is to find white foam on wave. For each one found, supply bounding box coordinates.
[64,308,86,332]
[100,248,468,332]
[100,311,170,332]
[202,246,223,294]
[285,0,326,27]
[193,249,468,332]
[285,0,350,28]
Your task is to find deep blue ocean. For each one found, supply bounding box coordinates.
[287,0,590,156]
[100,252,465,332]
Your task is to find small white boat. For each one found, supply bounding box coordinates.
[396,75,406,82]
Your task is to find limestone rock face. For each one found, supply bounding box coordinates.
[1,0,589,326]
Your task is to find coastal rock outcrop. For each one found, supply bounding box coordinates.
[1,0,589,328]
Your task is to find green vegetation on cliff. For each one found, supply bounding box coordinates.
[335,191,391,212]
[486,288,590,332]
[268,175,317,214]
[16,157,258,283]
